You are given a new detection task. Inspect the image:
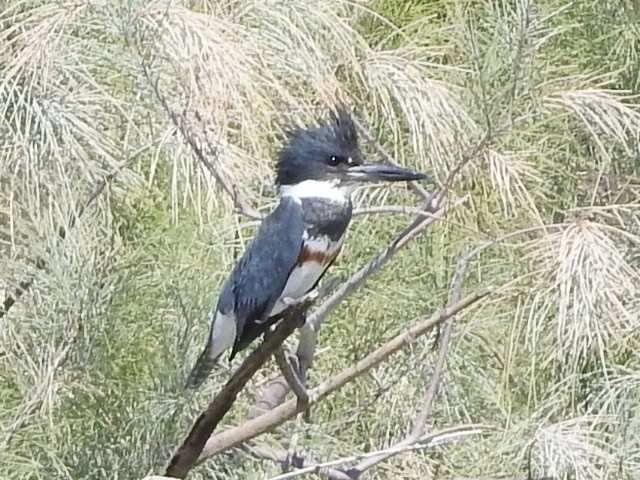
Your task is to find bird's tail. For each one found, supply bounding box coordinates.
[184,340,219,390]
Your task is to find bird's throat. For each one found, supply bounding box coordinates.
[279,179,352,203]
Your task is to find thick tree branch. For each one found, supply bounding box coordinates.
[196,289,487,464]
[163,291,323,478]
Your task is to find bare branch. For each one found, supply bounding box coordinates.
[243,444,352,480]
[269,424,494,480]
[242,423,495,480]
[353,205,486,239]
[283,412,307,473]
[163,291,323,478]
[348,222,572,477]
[196,289,487,463]
[410,240,477,436]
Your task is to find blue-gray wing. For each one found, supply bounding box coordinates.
[217,196,305,346]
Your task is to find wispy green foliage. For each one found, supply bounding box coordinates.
[1,0,639,480]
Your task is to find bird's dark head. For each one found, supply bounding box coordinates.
[276,109,428,199]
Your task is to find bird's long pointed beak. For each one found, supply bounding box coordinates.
[345,163,429,183]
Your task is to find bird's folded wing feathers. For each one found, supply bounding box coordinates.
[224,196,305,338]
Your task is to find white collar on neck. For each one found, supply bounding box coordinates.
[279,179,353,203]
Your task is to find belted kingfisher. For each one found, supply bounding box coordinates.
[185,109,428,389]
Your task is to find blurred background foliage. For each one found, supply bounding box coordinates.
[0,0,639,479]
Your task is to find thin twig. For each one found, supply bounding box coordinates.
[269,424,494,480]
[283,412,307,473]
[353,204,487,239]
[140,59,262,220]
[351,115,432,201]
[352,205,434,217]
[243,444,352,480]
[412,241,474,434]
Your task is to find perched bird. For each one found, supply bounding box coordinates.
[185,109,428,389]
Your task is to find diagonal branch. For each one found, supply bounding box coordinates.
[196,289,487,463]
[347,223,572,477]
[348,243,477,476]
[163,289,325,478]
[411,245,479,436]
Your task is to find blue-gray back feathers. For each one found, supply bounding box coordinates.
[218,196,305,354]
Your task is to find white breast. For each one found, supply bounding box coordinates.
[269,234,344,316]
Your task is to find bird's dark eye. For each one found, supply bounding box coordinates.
[328,155,345,166]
